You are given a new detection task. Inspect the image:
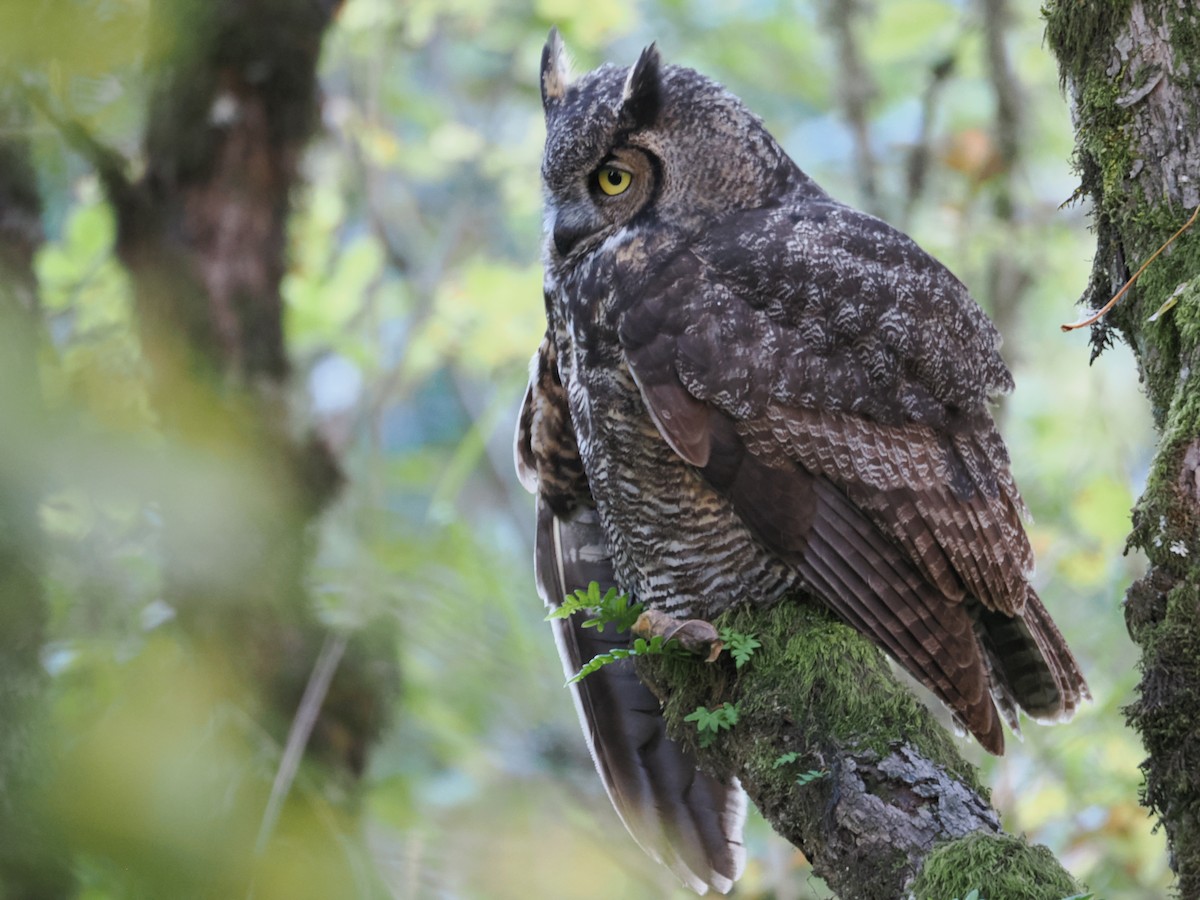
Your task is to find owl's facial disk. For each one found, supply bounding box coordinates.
[548,146,656,258]
[541,30,662,261]
[540,30,803,267]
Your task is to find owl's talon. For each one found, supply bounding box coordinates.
[633,609,723,662]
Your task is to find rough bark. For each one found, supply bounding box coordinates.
[636,603,1082,900]
[1046,1,1200,894]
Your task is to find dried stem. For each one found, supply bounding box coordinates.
[1061,203,1200,332]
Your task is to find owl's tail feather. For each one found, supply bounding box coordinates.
[536,502,747,895]
[974,588,1091,729]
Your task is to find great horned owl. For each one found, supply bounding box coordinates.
[515,30,1088,895]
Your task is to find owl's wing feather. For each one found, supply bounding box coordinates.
[518,334,747,894]
[628,366,712,467]
[536,502,747,895]
[802,467,1002,751]
[617,201,1087,748]
[744,407,1031,613]
[650,399,1005,750]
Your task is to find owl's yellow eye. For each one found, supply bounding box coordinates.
[597,166,633,196]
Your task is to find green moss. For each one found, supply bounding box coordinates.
[1126,576,1200,893]
[1043,0,1135,91]
[909,832,1084,900]
[640,600,983,794]
[1126,276,1200,557]
[1046,0,1200,392]
[1076,74,1134,200]
[1167,276,1200,351]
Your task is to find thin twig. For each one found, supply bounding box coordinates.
[820,0,882,216]
[450,369,537,556]
[254,631,348,856]
[1062,204,1200,332]
[901,52,956,229]
[16,78,136,208]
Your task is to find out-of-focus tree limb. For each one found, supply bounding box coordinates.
[0,82,73,899]
[819,0,882,217]
[43,0,398,788]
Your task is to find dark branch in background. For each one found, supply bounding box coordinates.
[981,0,1022,213]
[819,0,883,217]
[34,0,397,806]
[901,52,956,229]
[635,603,1083,900]
[0,83,73,898]
[134,0,393,775]
[978,0,1032,358]
[1046,0,1200,894]
[16,79,139,218]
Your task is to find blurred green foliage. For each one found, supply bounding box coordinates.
[1,0,1169,897]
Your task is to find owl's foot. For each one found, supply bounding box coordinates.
[632,609,723,662]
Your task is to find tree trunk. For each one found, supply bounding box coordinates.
[636,604,1083,899]
[1046,1,1200,894]
[65,0,395,780]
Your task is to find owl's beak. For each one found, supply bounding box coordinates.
[549,205,599,258]
[553,219,589,257]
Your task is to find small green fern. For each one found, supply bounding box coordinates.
[772,751,826,785]
[567,635,669,683]
[685,702,740,748]
[546,581,643,633]
[718,628,761,669]
[547,582,678,683]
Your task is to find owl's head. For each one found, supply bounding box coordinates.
[539,30,799,263]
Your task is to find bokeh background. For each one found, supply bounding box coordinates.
[6,0,1168,896]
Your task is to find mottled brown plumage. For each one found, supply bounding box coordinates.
[516,30,1088,895]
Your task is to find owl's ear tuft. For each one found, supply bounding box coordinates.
[541,27,571,109]
[620,43,661,129]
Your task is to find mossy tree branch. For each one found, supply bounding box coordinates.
[1045,1,1200,893]
[636,602,1083,900]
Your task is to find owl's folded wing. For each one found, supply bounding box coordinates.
[616,207,1086,749]
[536,502,747,895]
[517,335,747,894]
